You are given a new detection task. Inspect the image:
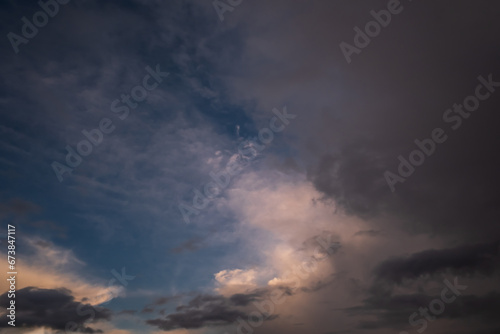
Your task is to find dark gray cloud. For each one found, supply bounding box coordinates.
[309,145,389,218]
[349,291,500,331]
[300,274,338,293]
[300,231,342,256]
[170,237,205,254]
[238,3,500,331]
[146,294,247,331]
[344,240,500,332]
[146,291,277,331]
[353,229,383,237]
[149,295,184,307]
[0,287,112,333]
[229,292,262,306]
[458,328,500,334]
[300,0,500,244]
[374,240,500,284]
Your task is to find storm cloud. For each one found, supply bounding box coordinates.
[0,287,112,333]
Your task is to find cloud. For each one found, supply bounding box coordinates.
[0,198,41,216]
[228,292,262,306]
[344,240,500,332]
[0,237,122,306]
[211,171,360,291]
[348,291,500,331]
[210,0,500,245]
[2,1,500,334]
[141,307,155,314]
[146,294,249,331]
[374,240,500,284]
[353,229,383,237]
[309,147,389,218]
[149,295,184,307]
[0,287,112,333]
[171,237,205,254]
[215,269,258,290]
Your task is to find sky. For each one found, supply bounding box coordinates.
[1,0,500,333]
